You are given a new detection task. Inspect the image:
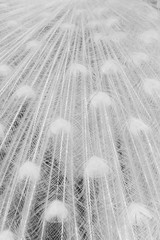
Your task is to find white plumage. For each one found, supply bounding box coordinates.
[0,0,160,240]
[18,161,40,181]
[45,200,68,222]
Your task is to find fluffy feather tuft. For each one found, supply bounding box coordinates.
[45,200,68,222]
[0,230,14,240]
[128,117,150,136]
[50,118,71,134]
[68,63,88,75]
[84,156,111,178]
[139,29,159,44]
[127,202,153,225]
[131,52,149,66]
[90,92,112,108]
[0,64,11,77]
[18,161,40,181]
[101,60,120,74]
[26,40,41,51]
[143,78,160,95]
[15,85,36,99]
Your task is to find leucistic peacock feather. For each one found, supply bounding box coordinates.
[0,0,160,239]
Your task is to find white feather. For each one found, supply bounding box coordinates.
[128,117,150,136]
[15,85,36,99]
[68,63,88,75]
[19,161,40,181]
[84,156,111,178]
[90,92,112,108]
[45,200,68,222]
[143,78,160,95]
[0,230,14,240]
[26,40,40,51]
[0,64,11,77]
[7,20,19,27]
[101,60,120,74]
[109,31,127,43]
[61,23,76,31]
[50,118,71,134]
[139,29,159,44]
[105,17,119,28]
[131,52,149,66]
[127,202,153,225]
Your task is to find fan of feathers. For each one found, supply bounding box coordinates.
[0,0,160,239]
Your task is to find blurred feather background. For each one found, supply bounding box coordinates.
[0,0,160,239]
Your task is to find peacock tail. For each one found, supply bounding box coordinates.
[0,0,160,239]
